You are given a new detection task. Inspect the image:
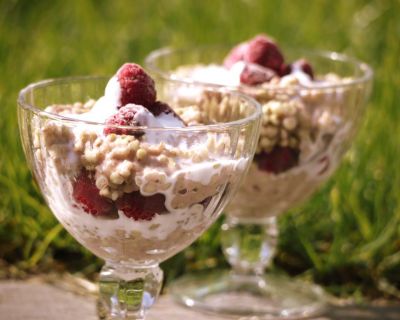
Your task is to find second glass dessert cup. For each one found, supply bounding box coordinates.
[17,75,262,320]
[146,45,373,318]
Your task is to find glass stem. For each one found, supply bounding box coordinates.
[98,262,163,320]
[221,215,278,276]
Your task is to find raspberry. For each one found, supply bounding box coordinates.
[148,101,173,116]
[223,42,248,69]
[104,105,144,136]
[244,34,284,73]
[116,191,167,221]
[72,170,116,216]
[255,146,299,174]
[317,156,330,175]
[148,101,185,124]
[117,63,156,108]
[279,63,292,77]
[240,63,276,86]
[292,59,314,79]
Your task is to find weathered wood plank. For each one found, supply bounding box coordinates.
[0,279,399,320]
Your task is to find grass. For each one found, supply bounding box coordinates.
[1,0,400,299]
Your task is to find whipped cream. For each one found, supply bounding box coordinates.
[174,61,320,88]
[65,74,186,147]
[73,76,121,123]
[172,63,241,87]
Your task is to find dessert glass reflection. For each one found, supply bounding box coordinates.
[145,35,373,318]
[17,64,261,320]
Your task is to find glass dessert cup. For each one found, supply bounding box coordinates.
[17,76,262,320]
[146,46,373,318]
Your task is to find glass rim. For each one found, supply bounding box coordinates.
[145,46,374,90]
[17,75,262,132]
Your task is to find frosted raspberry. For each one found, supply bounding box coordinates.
[255,146,299,174]
[244,34,284,73]
[104,105,143,136]
[148,101,185,124]
[240,63,276,85]
[292,59,314,79]
[116,191,167,221]
[279,63,292,77]
[317,156,330,175]
[117,63,156,108]
[148,101,173,116]
[223,42,249,69]
[73,170,116,216]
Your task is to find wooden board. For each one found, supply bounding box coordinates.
[0,279,399,320]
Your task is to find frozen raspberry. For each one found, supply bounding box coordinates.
[317,156,330,175]
[149,101,185,124]
[117,63,156,108]
[279,63,292,77]
[255,146,299,174]
[291,59,314,79]
[223,42,249,69]
[240,63,276,86]
[244,34,284,73]
[104,105,144,136]
[116,191,167,221]
[73,170,116,216]
[200,196,212,208]
[148,101,173,116]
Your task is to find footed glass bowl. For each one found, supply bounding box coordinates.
[146,46,373,318]
[17,76,261,319]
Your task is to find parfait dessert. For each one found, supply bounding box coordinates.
[145,34,373,318]
[17,63,261,319]
[164,35,364,219]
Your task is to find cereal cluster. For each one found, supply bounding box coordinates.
[41,122,79,174]
[75,131,146,200]
[184,73,351,160]
[257,98,306,153]
[40,102,236,206]
[253,74,356,157]
[45,100,96,115]
[176,91,248,125]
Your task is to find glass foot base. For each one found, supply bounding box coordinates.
[97,263,163,320]
[170,271,328,319]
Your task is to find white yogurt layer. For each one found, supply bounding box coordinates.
[45,156,248,241]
